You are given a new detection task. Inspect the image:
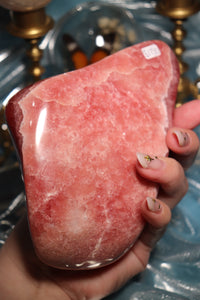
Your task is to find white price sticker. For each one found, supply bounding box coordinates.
[141,44,161,60]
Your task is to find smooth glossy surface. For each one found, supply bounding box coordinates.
[6,40,179,269]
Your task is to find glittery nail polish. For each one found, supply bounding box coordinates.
[136,152,164,169]
[146,197,161,212]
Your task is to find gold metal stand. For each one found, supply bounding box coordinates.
[156,0,200,106]
[7,8,54,81]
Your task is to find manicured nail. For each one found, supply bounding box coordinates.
[173,130,189,147]
[146,197,162,212]
[136,152,163,169]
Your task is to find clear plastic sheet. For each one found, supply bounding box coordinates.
[0,0,200,299]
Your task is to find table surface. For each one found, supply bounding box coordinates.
[0,1,200,299]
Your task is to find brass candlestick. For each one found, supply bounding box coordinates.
[156,0,200,106]
[0,0,54,165]
[7,7,54,81]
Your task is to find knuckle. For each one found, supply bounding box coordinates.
[162,158,185,190]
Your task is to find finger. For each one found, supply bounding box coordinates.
[121,198,171,284]
[136,153,188,208]
[173,99,200,129]
[166,127,200,169]
[139,197,171,249]
[78,198,171,296]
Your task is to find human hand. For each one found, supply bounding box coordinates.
[0,100,199,300]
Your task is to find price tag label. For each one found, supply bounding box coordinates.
[141,44,161,60]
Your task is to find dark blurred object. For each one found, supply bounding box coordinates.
[0,164,24,211]
[47,2,141,73]
[90,32,116,64]
[63,31,116,69]
[63,33,88,69]
[0,106,13,166]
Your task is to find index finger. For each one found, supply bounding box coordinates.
[173,100,200,129]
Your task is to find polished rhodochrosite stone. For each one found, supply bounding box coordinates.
[6,40,179,270]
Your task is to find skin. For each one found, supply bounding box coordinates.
[0,100,200,300]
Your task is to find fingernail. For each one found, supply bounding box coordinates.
[146,197,162,212]
[173,130,189,147]
[136,152,164,169]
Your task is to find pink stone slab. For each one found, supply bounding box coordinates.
[6,40,179,270]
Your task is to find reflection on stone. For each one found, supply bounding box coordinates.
[6,40,179,270]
